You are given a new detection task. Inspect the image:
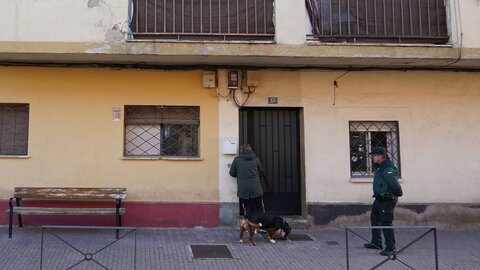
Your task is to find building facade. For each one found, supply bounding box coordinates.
[1,0,479,228]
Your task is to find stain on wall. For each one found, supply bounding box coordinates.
[105,24,125,42]
[308,203,480,228]
[87,0,102,8]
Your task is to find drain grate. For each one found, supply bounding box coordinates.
[325,241,339,245]
[288,234,314,241]
[190,245,233,259]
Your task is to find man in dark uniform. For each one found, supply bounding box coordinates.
[363,147,403,256]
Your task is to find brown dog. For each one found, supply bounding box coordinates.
[239,213,291,246]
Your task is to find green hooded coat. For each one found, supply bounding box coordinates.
[229,149,264,199]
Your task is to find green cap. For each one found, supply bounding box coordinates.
[369,147,386,155]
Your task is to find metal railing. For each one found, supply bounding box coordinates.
[40,226,137,270]
[314,0,448,43]
[129,0,275,41]
[124,105,199,157]
[349,121,400,177]
[0,103,29,156]
[345,225,438,270]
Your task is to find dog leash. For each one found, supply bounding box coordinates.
[260,173,273,193]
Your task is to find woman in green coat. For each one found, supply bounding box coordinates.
[229,144,265,216]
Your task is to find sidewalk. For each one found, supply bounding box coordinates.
[0,226,478,269]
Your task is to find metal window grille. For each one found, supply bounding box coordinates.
[349,121,400,177]
[124,105,199,157]
[129,0,275,41]
[0,103,29,156]
[314,0,448,44]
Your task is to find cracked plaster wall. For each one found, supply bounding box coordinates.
[0,0,128,42]
[1,1,480,49]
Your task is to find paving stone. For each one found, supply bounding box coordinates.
[0,226,478,269]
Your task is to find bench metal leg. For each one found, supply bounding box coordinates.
[16,198,23,227]
[9,211,13,238]
[116,199,121,239]
[8,198,13,238]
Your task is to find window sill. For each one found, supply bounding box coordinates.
[306,39,452,48]
[0,155,30,159]
[126,39,275,45]
[122,156,203,161]
[350,178,404,183]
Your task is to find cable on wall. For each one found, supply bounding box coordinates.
[332,68,351,106]
[441,0,463,68]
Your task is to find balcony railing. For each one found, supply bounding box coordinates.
[129,0,275,41]
[309,0,448,44]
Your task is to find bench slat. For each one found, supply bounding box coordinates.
[14,187,127,200]
[9,207,126,215]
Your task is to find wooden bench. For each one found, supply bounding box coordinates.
[8,187,127,238]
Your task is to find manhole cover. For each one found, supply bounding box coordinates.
[325,241,339,245]
[288,234,314,241]
[190,245,233,259]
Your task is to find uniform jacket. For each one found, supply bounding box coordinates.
[373,159,403,199]
[229,149,264,199]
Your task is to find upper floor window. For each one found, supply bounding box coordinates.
[124,105,199,157]
[349,121,400,177]
[0,104,29,156]
[129,0,275,41]
[307,0,448,44]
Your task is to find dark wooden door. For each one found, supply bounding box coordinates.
[239,107,301,215]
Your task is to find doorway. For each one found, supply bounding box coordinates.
[239,107,302,215]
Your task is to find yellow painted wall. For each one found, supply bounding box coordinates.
[219,70,480,204]
[0,67,219,202]
[299,71,480,204]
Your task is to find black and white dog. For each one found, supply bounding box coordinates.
[239,212,291,246]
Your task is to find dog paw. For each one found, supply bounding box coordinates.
[269,239,276,244]
[238,239,243,243]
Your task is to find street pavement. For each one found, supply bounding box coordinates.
[0,226,478,269]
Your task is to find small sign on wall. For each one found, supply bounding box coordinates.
[268,97,278,104]
[112,108,121,121]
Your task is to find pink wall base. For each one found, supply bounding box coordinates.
[1,200,219,228]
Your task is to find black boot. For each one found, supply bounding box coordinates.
[363,242,383,250]
[380,248,396,256]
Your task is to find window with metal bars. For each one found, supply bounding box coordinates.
[309,0,448,44]
[124,105,199,157]
[349,121,400,177]
[129,0,275,41]
[0,104,29,156]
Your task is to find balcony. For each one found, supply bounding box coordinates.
[129,0,275,41]
[308,0,449,44]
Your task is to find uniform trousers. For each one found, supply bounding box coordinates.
[370,197,397,250]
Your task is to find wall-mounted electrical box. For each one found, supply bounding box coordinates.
[223,138,238,154]
[227,70,239,89]
[246,71,259,87]
[203,71,217,88]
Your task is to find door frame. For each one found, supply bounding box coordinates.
[238,106,305,216]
